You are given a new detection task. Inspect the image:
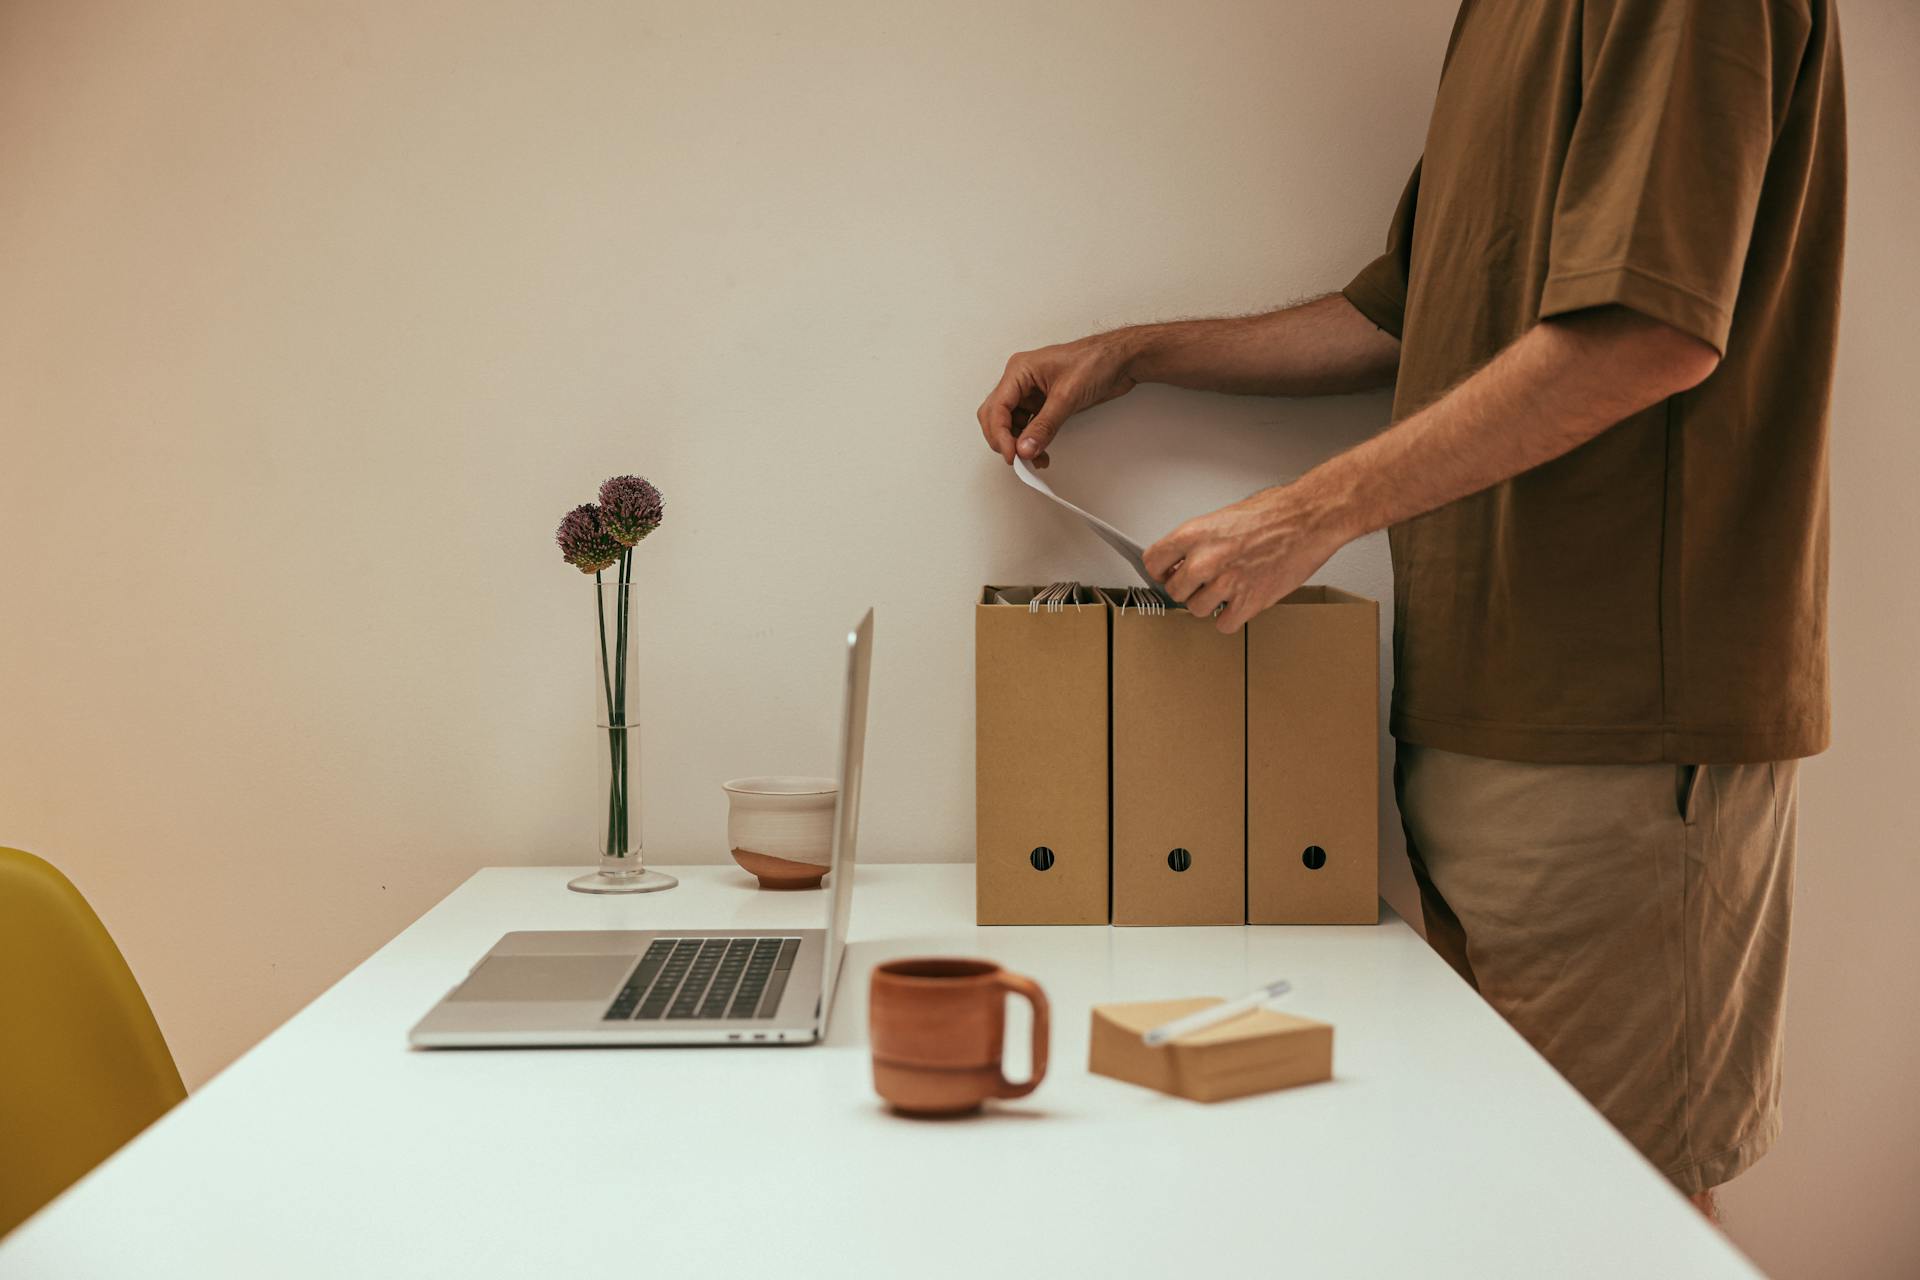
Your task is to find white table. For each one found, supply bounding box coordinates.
[0,865,1762,1278]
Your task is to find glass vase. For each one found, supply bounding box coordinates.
[569,567,677,895]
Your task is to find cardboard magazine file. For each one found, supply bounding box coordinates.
[1088,998,1334,1102]
[1102,590,1246,926]
[975,585,1110,925]
[1246,586,1380,924]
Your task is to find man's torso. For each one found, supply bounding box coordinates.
[1388,0,1845,764]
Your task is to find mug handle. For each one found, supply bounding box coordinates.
[992,971,1050,1099]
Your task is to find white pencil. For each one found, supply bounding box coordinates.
[1141,978,1293,1047]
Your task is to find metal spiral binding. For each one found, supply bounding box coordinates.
[1027,581,1083,614]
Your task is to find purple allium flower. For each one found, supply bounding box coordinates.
[555,503,622,574]
[597,475,664,546]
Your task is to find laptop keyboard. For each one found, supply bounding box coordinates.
[603,936,802,1022]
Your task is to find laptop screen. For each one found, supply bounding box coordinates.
[817,609,872,1022]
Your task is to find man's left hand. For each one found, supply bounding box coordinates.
[1143,483,1351,634]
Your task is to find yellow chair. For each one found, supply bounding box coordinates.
[0,847,186,1238]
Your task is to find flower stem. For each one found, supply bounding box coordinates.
[614,549,632,855]
[597,569,619,857]
[595,568,615,719]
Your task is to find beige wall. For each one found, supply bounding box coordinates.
[1714,5,1920,1275]
[0,2,1911,1274]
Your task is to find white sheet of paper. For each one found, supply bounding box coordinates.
[1012,456,1175,604]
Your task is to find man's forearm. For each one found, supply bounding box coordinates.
[1121,293,1401,398]
[1298,308,1720,544]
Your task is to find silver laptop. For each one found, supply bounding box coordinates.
[409,609,873,1048]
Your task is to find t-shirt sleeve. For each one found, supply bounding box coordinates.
[1342,161,1421,341]
[1539,0,1812,354]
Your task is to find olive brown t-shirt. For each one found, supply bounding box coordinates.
[1344,0,1846,764]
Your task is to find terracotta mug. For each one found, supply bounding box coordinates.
[868,957,1050,1116]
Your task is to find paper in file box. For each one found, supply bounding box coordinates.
[1012,458,1175,606]
[975,584,1110,924]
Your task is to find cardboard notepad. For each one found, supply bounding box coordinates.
[1088,998,1333,1102]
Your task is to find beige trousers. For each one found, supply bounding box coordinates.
[1394,742,1798,1194]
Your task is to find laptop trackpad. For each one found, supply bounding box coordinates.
[448,954,634,1002]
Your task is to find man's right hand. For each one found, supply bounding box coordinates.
[976,331,1141,467]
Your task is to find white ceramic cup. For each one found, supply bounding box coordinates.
[721,776,838,889]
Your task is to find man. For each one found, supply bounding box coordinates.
[977,0,1844,1220]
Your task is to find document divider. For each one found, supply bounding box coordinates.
[1103,589,1246,926]
[1246,587,1380,924]
[975,585,1111,924]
